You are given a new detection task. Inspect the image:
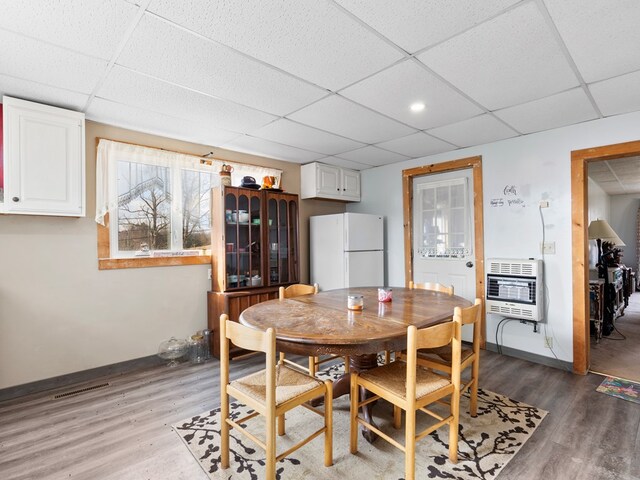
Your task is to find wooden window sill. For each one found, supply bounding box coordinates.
[98,255,211,270]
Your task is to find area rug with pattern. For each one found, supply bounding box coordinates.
[173,364,547,480]
[596,376,640,404]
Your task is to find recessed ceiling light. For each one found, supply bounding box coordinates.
[410,102,426,112]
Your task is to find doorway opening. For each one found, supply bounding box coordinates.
[571,139,640,375]
[402,156,486,347]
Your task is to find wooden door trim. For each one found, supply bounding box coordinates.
[402,156,486,347]
[571,139,640,375]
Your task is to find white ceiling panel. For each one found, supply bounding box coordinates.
[0,74,89,111]
[315,155,371,171]
[147,0,403,91]
[427,114,518,148]
[0,0,140,61]
[0,29,107,94]
[375,132,455,158]
[341,60,483,129]
[117,14,328,116]
[590,70,640,117]
[545,0,640,83]
[96,66,277,133]
[335,0,520,53]
[494,88,598,134]
[288,95,416,144]
[86,98,240,147]
[337,145,409,166]
[417,2,579,110]
[221,136,324,164]
[252,119,364,156]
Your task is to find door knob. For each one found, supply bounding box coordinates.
[12,197,19,202]
[466,261,474,268]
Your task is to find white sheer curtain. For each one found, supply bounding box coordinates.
[95,139,282,225]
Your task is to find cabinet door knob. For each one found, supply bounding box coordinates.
[12,196,19,202]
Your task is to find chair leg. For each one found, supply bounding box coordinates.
[343,355,350,373]
[324,380,333,467]
[349,373,359,454]
[277,413,285,436]
[449,389,460,464]
[404,410,416,480]
[470,358,479,417]
[266,412,276,479]
[220,391,230,468]
[393,405,402,429]
[308,356,317,377]
[384,350,391,364]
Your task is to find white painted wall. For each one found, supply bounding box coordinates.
[610,194,640,273]
[587,178,611,269]
[348,110,640,364]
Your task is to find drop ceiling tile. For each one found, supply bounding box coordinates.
[590,70,640,117]
[338,146,410,166]
[0,0,139,60]
[587,162,611,175]
[494,88,598,134]
[417,2,578,110]
[375,132,455,158]
[341,60,483,129]
[427,114,518,148]
[147,0,403,91]
[335,0,520,53]
[545,0,640,83]
[316,156,371,171]
[288,95,416,144]
[97,66,277,133]
[86,98,240,146]
[221,136,324,164]
[0,29,107,94]
[608,158,640,177]
[0,74,89,111]
[252,119,364,155]
[117,14,328,116]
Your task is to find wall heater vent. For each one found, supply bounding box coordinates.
[486,258,544,322]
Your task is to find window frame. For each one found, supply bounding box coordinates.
[96,138,281,270]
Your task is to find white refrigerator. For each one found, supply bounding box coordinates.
[310,213,384,290]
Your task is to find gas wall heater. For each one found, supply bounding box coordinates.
[486,258,544,322]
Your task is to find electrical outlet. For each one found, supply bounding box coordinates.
[539,200,550,208]
[544,336,553,348]
[541,242,556,254]
[207,268,212,280]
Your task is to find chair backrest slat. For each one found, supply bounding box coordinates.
[409,281,454,296]
[415,321,455,349]
[280,283,319,299]
[223,316,273,353]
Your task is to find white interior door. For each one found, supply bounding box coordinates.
[412,169,477,304]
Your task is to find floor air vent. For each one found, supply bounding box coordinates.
[53,382,110,399]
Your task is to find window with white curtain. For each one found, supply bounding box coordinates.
[416,177,472,258]
[96,139,281,262]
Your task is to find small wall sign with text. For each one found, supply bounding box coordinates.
[490,185,525,208]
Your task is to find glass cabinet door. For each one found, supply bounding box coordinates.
[267,194,299,286]
[224,189,262,289]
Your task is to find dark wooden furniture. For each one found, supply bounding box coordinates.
[208,186,300,358]
[589,280,605,343]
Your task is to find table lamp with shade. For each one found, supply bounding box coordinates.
[587,219,625,279]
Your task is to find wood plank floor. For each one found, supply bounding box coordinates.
[0,351,638,480]
[591,291,640,382]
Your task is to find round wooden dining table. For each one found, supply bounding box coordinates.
[239,286,471,442]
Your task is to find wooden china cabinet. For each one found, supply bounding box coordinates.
[207,186,300,358]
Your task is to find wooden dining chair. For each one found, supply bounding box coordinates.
[350,317,462,480]
[415,298,483,416]
[409,280,454,295]
[279,283,350,375]
[220,314,333,479]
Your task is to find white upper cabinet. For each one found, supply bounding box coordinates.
[1,96,85,217]
[301,162,360,202]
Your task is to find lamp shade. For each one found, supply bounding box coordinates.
[588,219,626,246]
[588,219,617,240]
